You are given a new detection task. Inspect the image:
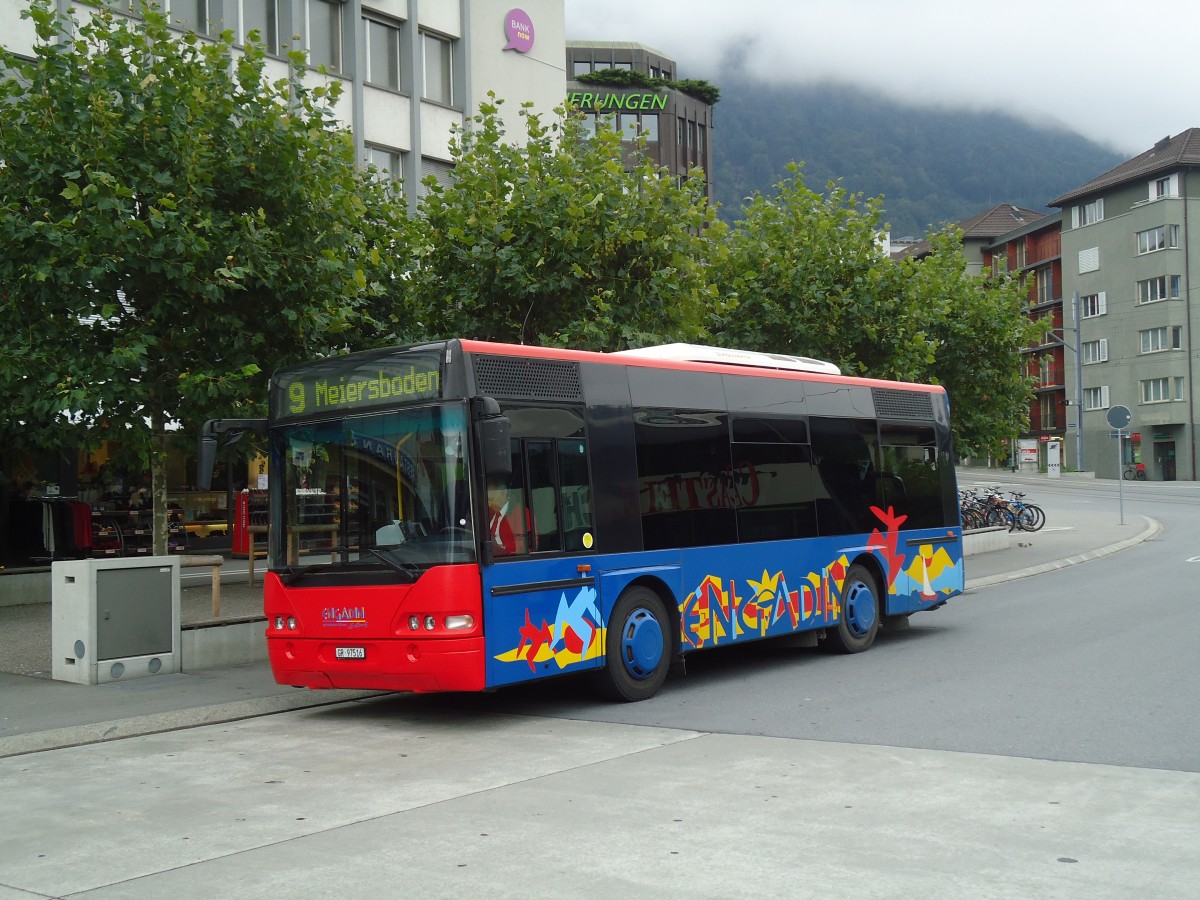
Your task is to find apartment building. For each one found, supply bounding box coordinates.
[1049,129,1200,481]
[984,213,1068,473]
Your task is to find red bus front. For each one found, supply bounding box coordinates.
[263,564,487,692]
[262,385,499,692]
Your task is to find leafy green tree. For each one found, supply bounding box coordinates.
[711,164,1041,455]
[0,0,404,552]
[712,164,931,377]
[406,97,723,350]
[901,229,1043,457]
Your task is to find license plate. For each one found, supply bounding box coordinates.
[335,647,366,660]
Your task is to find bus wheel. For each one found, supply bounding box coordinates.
[599,587,671,702]
[826,564,880,654]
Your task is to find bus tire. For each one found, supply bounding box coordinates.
[598,587,671,702]
[826,564,880,654]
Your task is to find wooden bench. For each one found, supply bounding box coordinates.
[180,554,224,617]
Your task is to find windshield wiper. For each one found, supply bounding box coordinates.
[279,547,360,585]
[364,547,421,582]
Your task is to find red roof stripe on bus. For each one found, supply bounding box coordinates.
[456,339,946,394]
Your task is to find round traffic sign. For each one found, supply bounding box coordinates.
[1106,404,1132,429]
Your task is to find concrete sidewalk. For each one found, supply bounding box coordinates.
[0,509,1162,759]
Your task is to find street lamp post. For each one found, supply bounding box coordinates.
[1046,292,1085,472]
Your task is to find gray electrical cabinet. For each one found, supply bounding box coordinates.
[52,557,181,685]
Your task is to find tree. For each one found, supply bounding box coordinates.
[901,229,1043,458]
[710,164,1041,455]
[405,97,723,350]
[712,164,931,376]
[0,1,404,552]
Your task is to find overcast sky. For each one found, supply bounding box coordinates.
[563,0,1196,156]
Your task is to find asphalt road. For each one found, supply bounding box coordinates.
[421,472,1200,771]
[1,472,1196,898]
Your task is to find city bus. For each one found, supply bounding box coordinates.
[198,340,964,701]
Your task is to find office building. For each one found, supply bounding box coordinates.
[565,40,714,203]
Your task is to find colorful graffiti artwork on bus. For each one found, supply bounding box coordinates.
[678,504,961,651]
[679,565,843,649]
[865,504,962,600]
[493,584,606,672]
[494,505,962,669]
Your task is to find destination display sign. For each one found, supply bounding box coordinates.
[272,351,443,421]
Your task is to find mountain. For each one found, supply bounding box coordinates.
[709,78,1125,238]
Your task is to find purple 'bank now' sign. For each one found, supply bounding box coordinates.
[503,8,535,52]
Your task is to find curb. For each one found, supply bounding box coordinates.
[965,515,1162,590]
[0,689,386,759]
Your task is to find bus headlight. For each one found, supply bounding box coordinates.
[444,615,474,631]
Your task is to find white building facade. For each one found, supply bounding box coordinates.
[2,1,567,212]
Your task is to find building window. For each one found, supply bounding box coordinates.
[1035,266,1054,304]
[642,114,659,142]
[1139,325,1183,353]
[1081,339,1108,364]
[1078,246,1099,273]
[308,0,343,73]
[1151,173,1179,200]
[1136,275,1181,304]
[367,146,403,185]
[1137,226,1166,254]
[1015,239,1027,269]
[1083,386,1110,410]
[242,0,278,53]
[1038,355,1056,387]
[573,60,592,77]
[423,32,454,106]
[991,254,1008,277]
[1039,394,1058,429]
[366,17,401,90]
[1071,198,1104,228]
[1079,292,1106,318]
[1140,377,1184,403]
[170,0,210,35]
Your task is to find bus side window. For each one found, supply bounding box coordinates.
[810,417,880,537]
[526,441,560,551]
[879,423,944,528]
[558,438,592,551]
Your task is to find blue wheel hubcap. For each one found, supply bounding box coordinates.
[844,580,877,637]
[621,608,664,680]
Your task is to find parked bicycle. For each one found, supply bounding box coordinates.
[959,486,1045,532]
[1123,463,1147,481]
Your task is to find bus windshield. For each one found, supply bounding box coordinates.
[271,403,475,577]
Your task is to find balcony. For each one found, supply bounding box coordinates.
[1026,233,1061,266]
[1035,370,1066,390]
